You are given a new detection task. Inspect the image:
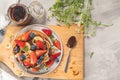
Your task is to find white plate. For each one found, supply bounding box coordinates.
[12,24,63,75]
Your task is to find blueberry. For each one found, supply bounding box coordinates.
[55,58,59,63]
[37,55,44,65]
[20,55,26,60]
[30,33,35,39]
[0,30,5,35]
[30,45,36,51]
[14,45,20,53]
[39,55,44,60]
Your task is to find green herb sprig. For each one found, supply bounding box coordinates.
[49,0,112,37]
[90,52,94,59]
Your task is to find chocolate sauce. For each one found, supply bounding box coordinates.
[11,6,26,21]
[8,3,32,25]
[67,36,77,48]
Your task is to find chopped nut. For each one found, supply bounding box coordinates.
[73,70,79,76]
[70,67,73,69]
[54,70,57,73]
[72,61,76,65]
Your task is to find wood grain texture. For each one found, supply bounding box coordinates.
[0,25,84,80]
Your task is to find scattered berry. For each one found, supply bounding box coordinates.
[50,52,61,60]
[53,39,61,50]
[14,45,20,53]
[15,40,26,48]
[55,58,59,63]
[36,40,44,49]
[36,50,47,58]
[37,55,44,65]
[0,29,5,35]
[30,33,35,39]
[21,31,31,41]
[23,59,31,67]
[20,54,26,60]
[30,51,37,65]
[46,59,54,68]
[30,45,36,51]
[42,29,52,36]
[32,67,39,72]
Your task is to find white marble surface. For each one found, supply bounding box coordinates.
[0,0,120,80]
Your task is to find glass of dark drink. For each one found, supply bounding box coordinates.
[7,3,32,25]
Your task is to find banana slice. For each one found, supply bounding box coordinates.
[45,40,51,50]
[43,54,50,63]
[32,36,43,45]
[26,42,31,50]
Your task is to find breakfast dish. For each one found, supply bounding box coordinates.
[12,25,63,74]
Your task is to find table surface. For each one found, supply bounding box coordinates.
[1,0,120,80]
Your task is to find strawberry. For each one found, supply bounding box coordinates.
[50,52,61,60]
[53,39,61,50]
[21,31,31,41]
[46,59,54,68]
[36,40,44,49]
[23,59,31,67]
[32,67,39,72]
[15,40,26,48]
[30,51,37,66]
[42,29,52,36]
[36,50,47,58]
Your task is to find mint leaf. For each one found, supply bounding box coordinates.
[23,46,29,52]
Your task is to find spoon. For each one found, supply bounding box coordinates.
[64,36,77,73]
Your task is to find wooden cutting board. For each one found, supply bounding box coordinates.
[0,25,84,80]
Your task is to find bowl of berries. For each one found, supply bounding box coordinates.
[12,24,63,75]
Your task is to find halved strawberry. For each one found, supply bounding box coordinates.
[36,50,47,58]
[23,58,31,67]
[15,40,26,48]
[46,59,54,68]
[30,51,37,66]
[21,31,31,41]
[36,40,44,49]
[42,29,52,36]
[50,52,61,60]
[53,39,61,50]
[32,67,39,72]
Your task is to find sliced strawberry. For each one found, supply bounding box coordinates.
[32,67,39,72]
[30,51,37,66]
[53,39,61,50]
[42,29,52,36]
[46,59,54,68]
[36,40,44,49]
[21,31,31,41]
[36,50,47,58]
[15,40,26,48]
[23,59,31,67]
[50,52,61,60]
